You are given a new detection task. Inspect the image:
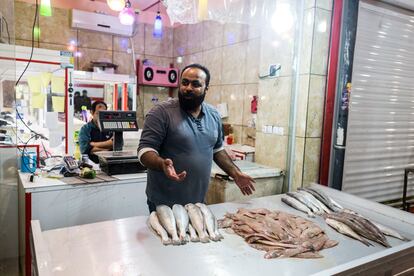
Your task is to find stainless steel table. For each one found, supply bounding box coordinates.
[31,184,414,276]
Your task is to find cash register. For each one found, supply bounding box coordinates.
[94,111,146,175]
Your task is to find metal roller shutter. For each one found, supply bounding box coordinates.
[342,1,414,202]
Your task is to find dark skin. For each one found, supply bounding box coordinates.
[140,67,256,195]
[89,103,113,153]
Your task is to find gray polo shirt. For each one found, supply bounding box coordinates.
[138,98,224,206]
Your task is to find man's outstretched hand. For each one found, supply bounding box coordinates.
[234,172,256,196]
[162,158,187,182]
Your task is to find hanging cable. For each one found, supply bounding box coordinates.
[15,0,38,86]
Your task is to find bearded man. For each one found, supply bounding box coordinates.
[138,64,255,212]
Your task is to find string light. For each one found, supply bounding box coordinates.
[107,0,126,12]
[39,0,52,17]
[119,0,135,25]
[153,11,163,38]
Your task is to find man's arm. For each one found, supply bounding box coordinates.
[138,104,186,181]
[140,151,186,181]
[90,146,111,153]
[213,150,255,195]
[90,138,113,151]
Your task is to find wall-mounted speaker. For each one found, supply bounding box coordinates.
[138,64,179,87]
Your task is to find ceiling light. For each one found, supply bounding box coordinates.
[119,0,135,26]
[153,12,163,38]
[40,0,52,17]
[107,0,126,12]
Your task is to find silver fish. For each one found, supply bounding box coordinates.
[371,221,410,241]
[187,223,199,242]
[196,203,223,241]
[185,203,209,243]
[297,190,331,214]
[305,187,342,211]
[281,195,315,217]
[325,218,371,246]
[149,211,171,245]
[156,205,181,245]
[287,192,322,214]
[342,209,409,242]
[172,204,190,244]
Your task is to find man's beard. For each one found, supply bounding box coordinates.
[178,91,206,111]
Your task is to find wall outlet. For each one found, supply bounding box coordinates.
[266,125,273,134]
[272,126,284,135]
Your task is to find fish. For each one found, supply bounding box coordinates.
[339,212,390,247]
[187,223,200,242]
[286,192,322,214]
[326,213,389,247]
[172,204,190,244]
[302,187,341,212]
[308,186,343,210]
[297,190,331,214]
[156,205,181,245]
[148,211,171,245]
[196,203,223,241]
[371,221,410,241]
[325,218,371,246]
[185,203,210,243]
[225,208,339,259]
[281,195,315,217]
[342,209,410,242]
[217,217,234,228]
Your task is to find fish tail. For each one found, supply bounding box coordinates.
[162,238,172,245]
[200,235,210,243]
[172,238,181,245]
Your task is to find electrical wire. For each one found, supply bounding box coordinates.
[40,139,52,158]
[13,0,45,140]
[15,0,38,86]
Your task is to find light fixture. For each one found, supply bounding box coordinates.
[198,0,208,21]
[39,0,52,17]
[68,40,77,52]
[119,0,135,26]
[153,11,163,38]
[271,3,293,35]
[107,0,126,12]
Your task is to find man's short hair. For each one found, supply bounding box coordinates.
[91,101,107,113]
[74,91,80,96]
[180,63,210,88]
[82,90,88,94]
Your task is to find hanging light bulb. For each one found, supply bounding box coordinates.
[119,0,135,26]
[39,0,52,17]
[107,0,126,12]
[153,12,163,38]
[198,0,208,21]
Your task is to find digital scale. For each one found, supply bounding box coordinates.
[95,111,146,175]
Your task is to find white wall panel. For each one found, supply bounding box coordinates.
[342,1,414,202]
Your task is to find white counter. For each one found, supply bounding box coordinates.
[31,184,414,276]
[18,171,149,276]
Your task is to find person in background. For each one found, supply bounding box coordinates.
[138,63,255,213]
[81,90,92,111]
[74,91,82,113]
[79,101,120,163]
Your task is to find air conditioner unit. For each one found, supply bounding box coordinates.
[138,64,179,87]
[71,9,133,37]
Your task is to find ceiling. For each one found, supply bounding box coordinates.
[18,0,168,18]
